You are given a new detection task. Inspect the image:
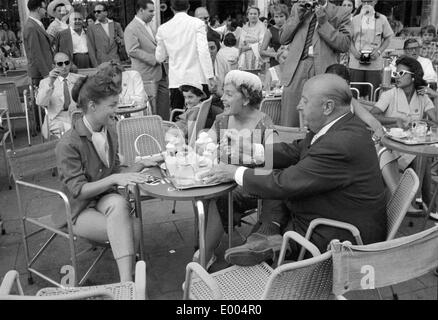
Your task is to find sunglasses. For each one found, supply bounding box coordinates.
[56,60,70,67]
[201,16,210,21]
[94,10,106,14]
[392,70,414,78]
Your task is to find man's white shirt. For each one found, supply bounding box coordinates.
[70,27,88,54]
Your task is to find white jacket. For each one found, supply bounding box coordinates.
[155,12,214,88]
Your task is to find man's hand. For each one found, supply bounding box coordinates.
[296,3,312,21]
[198,164,238,184]
[315,5,328,25]
[208,78,216,91]
[48,68,61,85]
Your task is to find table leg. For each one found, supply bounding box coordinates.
[228,191,233,249]
[194,200,207,269]
[134,184,145,261]
[422,181,438,230]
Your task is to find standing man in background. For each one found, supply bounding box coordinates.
[279,0,351,127]
[124,0,170,120]
[87,3,125,67]
[24,0,53,87]
[46,0,71,42]
[155,0,214,110]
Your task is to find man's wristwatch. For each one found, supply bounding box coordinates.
[372,127,387,144]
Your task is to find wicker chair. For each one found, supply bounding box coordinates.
[0,82,34,146]
[0,261,147,300]
[183,231,333,300]
[350,82,374,101]
[169,96,213,147]
[331,225,438,300]
[260,97,281,126]
[7,140,129,287]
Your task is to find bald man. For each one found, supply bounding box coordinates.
[203,74,387,266]
[194,7,221,42]
[36,52,84,139]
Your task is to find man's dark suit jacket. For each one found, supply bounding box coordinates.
[55,28,73,61]
[23,18,53,80]
[242,113,387,250]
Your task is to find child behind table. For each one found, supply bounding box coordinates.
[219,33,239,70]
[168,84,206,141]
[420,25,438,68]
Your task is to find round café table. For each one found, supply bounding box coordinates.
[135,167,236,269]
[381,135,438,229]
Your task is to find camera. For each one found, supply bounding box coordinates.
[303,0,319,10]
[359,50,372,65]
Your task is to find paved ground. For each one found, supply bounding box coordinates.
[0,125,437,300]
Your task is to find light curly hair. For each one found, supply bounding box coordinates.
[224,70,263,107]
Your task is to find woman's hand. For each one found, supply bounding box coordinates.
[137,158,158,169]
[396,116,411,130]
[111,172,150,187]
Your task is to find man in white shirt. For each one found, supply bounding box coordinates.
[200,74,386,266]
[124,0,170,120]
[155,0,214,110]
[404,38,438,88]
[87,3,125,67]
[36,52,84,139]
[46,0,71,42]
[55,11,91,69]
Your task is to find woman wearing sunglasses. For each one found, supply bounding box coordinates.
[55,71,157,282]
[371,56,437,211]
[371,56,437,128]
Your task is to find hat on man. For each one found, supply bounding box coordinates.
[48,0,72,18]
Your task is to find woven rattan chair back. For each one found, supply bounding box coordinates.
[0,82,23,116]
[7,139,58,181]
[386,168,419,240]
[260,97,281,125]
[262,251,333,300]
[188,96,212,147]
[117,115,165,166]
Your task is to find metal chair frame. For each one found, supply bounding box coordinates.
[350,82,374,101]
[7,140,134,288]
[0,261,147,300]
[183,230,333,300]
[260,97,282,126]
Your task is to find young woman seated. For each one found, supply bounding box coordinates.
[55,72,157,282]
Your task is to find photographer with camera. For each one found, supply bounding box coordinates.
[279,0,352,127]
[349,0,393,100]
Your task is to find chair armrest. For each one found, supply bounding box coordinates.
[277,231,321,266]
[298,218,363,261]
[134,260,147,300]
[5,289,115,300]
[15,180,74,231]
[183,262,221,300]
[0,270,24,295]
[170,108,185,121]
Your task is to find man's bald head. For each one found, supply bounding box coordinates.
[54,52,69,63]
[304,74,352,109]
[195,7,210,22]
[300,74,352,133]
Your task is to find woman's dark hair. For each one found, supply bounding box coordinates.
[86,13,95,22]
[179,84,205,98]
[325,64,351,84]
[207,35,221,55]
[72,74,122,112]
[223,33,237,47]
[171,0,189,12]
[342,0,356,14]
[396,55,427,89]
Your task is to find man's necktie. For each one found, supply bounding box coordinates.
[301,14,317,60]
[63,78,71,111]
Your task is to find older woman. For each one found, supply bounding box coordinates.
[196,70,278,270]
[55,72,156,282]
[238,6,266,72]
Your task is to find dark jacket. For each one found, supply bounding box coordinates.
[23,18,53,79]
[55,118,122,226]
[242,113,387,250]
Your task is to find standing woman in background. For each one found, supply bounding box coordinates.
[238,6,266,72]
[260,4,288,69]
